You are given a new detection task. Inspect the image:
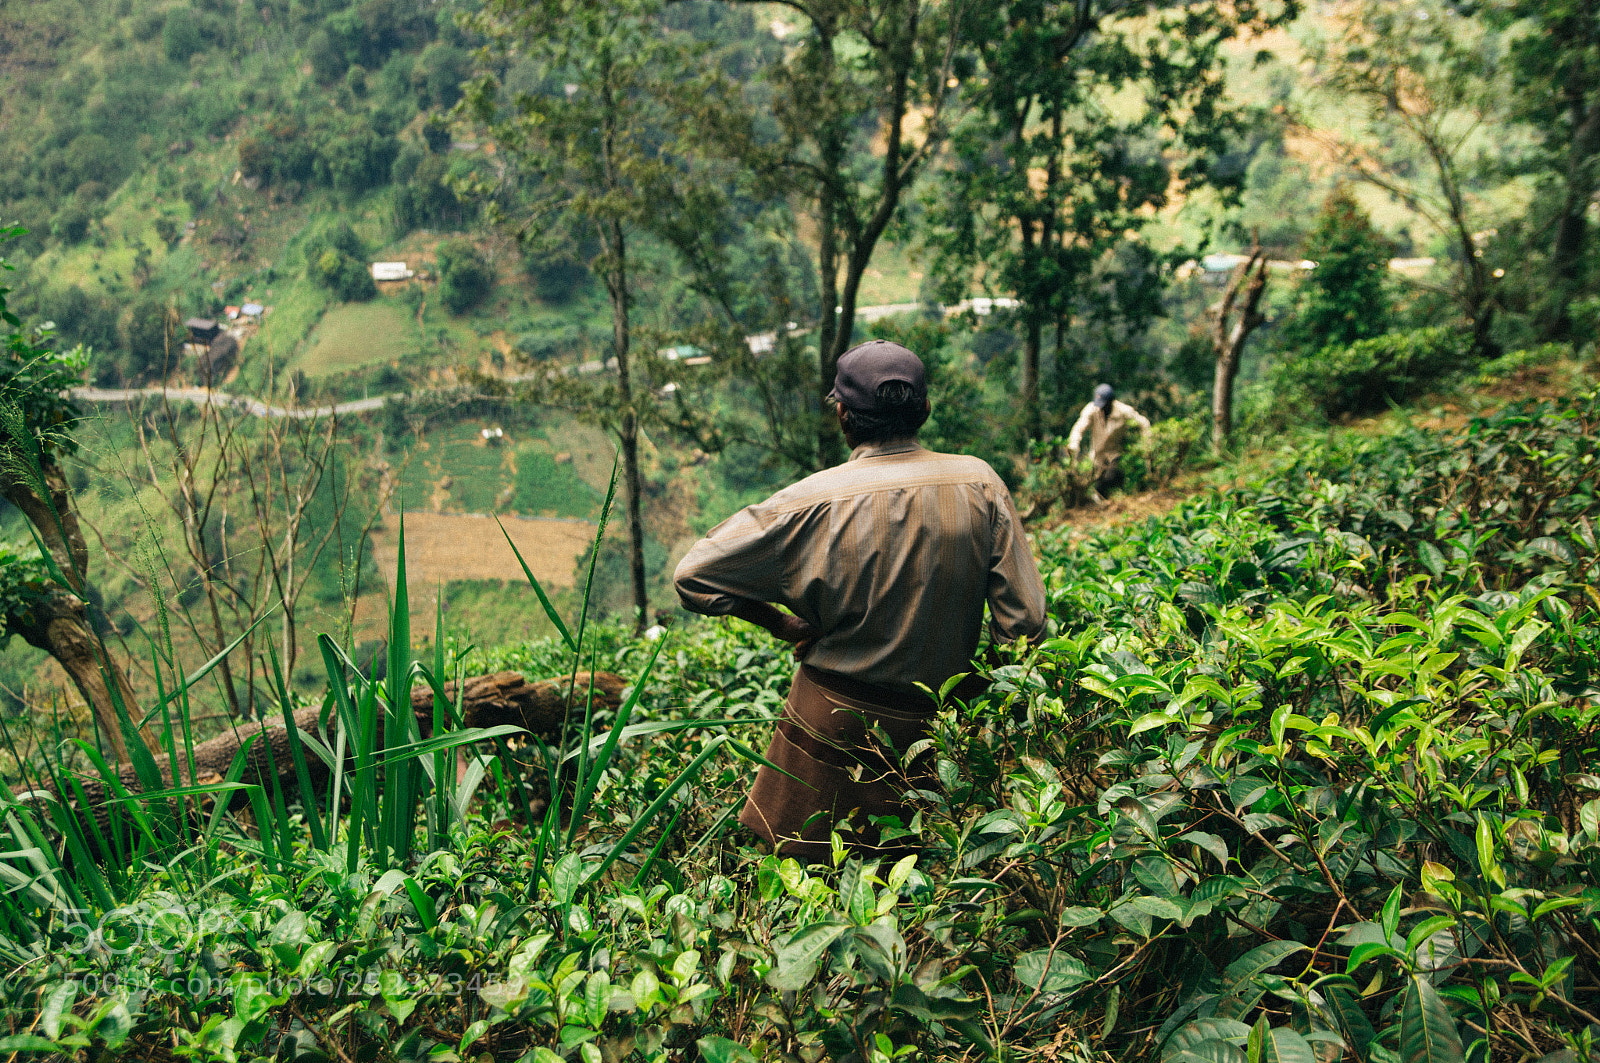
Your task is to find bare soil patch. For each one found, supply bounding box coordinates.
[370,510,595,589]
[1042,488,1188,543]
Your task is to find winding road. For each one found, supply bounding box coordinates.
[70,301,957,420]
[71,385,391,419]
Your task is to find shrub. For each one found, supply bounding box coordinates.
[1279,185,1394,357]
[525,253,590,305]
[436,238,493,313]
[1125,411,1204,489]
[119,295,177,382]
[421,113,452,153]
[412,43,471,108]
[1281,325,1470,417]
[50,203,91,244]
[514,326,583,362]
[1476,342,1571,384]
[161,7,203,62]
[304,222,376,302]
[306,28,346,82]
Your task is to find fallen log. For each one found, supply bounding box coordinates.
[13,671,628,837]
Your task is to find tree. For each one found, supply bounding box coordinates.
[1279,186,1393,356]
[1210,239,1268,448]
[163,8,204,63]
[468,0,706,631]
[1308,0,1505,358]
[1487,0,1600,340]
[728,0,965,468]
[926,0,1298,445]
[305,221,377,302]
[436,239,494,313]
[0,227,152,761]
[120,293,177,384]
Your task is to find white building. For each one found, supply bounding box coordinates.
[371,262,415,281]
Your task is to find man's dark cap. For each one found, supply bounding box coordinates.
[1093,383,1115,410]
[828,339,927,412]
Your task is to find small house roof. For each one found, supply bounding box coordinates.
[184,317,218,332]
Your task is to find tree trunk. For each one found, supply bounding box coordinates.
[1543,91,1600,341]
[814,24,845,471]
[1018,214,1043,443]
[1023,311,1042,444]
[0,455,152,759]
[17,671,627,845]
[0,459,89,590]
[10,589,154,761]
[1211,247,1268,449]
[811,7,919,470]
[598,68,649,633]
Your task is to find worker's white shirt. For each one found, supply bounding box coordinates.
[1067,400,1151,472]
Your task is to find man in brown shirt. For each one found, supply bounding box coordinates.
[674,339,1048,859]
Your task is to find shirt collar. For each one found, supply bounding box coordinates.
[848,439,923,462]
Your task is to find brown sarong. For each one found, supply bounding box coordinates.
[739,665,938,862]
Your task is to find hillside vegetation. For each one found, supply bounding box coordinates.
[0,362,1594,1061]
[0,0,1598,1058]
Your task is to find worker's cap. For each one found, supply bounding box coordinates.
[828,339,927,412]
[1093,383,1115,410]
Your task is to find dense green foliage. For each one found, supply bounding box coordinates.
[1280,188,1394,358]
[306,222,377,303]
[436,239,494,314]
[2,2,1600,1058]
[1,379,1594,1062]
[1279,328,1473,418]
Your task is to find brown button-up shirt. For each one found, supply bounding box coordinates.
[674,440,1048,693]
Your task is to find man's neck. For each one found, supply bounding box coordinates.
[847,436,921,460]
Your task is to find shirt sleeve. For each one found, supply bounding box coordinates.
[985,481,1048,644]
[1067,403,1094,455]
[673,503,791,617]
[1121,401,1152,433]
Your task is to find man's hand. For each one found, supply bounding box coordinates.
[769,611,816,644]
[727,598,818,655]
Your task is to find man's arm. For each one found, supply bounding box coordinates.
[1066,403,1094,459]
[726,599,816,644]
[1123,402,1152,434]
[674,503,816,645]
[986,482,1049,644]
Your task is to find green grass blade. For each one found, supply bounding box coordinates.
[567,654,601,849]
[372,725,528,766]
[202,733,263,847]
[497,516,577,652]
[383,511,417,866]
[134,606,278,731]
[268,643,327,852]
[559,718,765,764]
[582,735,729,892]
[569,634,667,832]
[108,657,162,794]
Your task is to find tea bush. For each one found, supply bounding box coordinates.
[1281,328,1473,417]
[0,391,1596,1063]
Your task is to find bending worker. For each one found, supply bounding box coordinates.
[1067,383,1151,500]
[674,339,1047,860]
